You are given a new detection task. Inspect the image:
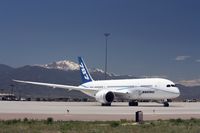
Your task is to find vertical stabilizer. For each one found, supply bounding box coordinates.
[78,57,93,83]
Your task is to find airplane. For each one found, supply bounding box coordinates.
[14,57,180,107]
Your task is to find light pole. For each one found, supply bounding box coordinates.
[104,33,111,80]
[10,84,14,95]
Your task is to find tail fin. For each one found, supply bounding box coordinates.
[78,57,93,83]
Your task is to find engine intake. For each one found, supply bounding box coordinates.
[105,91,114,102]
[95,90,114,104]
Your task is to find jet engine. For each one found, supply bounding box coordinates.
[95,90,114,104]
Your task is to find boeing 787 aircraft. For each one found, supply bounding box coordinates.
[14,57,180,107]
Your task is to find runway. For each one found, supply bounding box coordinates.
[0,101,199,121]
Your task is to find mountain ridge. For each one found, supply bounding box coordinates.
[0,61,199,100]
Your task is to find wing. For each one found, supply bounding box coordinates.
[13,79,97,91]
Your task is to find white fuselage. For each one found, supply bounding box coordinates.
[80,78,180,100]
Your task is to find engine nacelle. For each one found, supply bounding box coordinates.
[95,90,114,104]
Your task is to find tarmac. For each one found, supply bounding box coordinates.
[0,101,199,121]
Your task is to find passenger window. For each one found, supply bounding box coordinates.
[166,85,170,87]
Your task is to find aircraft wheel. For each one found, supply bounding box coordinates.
[163,102,169,107]
[129,101,138,106]
[101,103,111,106]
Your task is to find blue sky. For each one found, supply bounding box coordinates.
[0,0,200,85]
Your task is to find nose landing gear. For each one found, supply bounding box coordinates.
[163,102,169,107]
[129,100,138,106]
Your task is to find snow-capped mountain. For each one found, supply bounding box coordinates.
[38,60,106,73]
[89,68,104,73]
[39,60,79,71]
[37,60,118,76]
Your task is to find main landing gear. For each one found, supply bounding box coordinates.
[129,100,138,106]
[101,103,111,106]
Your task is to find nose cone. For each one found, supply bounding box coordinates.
[174,87,180,97]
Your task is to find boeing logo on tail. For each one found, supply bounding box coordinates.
[80,62,89,80]
[78,57,93,83]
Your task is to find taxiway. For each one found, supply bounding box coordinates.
[0,101,199,121]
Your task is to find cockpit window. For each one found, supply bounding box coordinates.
[171,84,176,87]
[167,84,177,87]
[166,84,170,87]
